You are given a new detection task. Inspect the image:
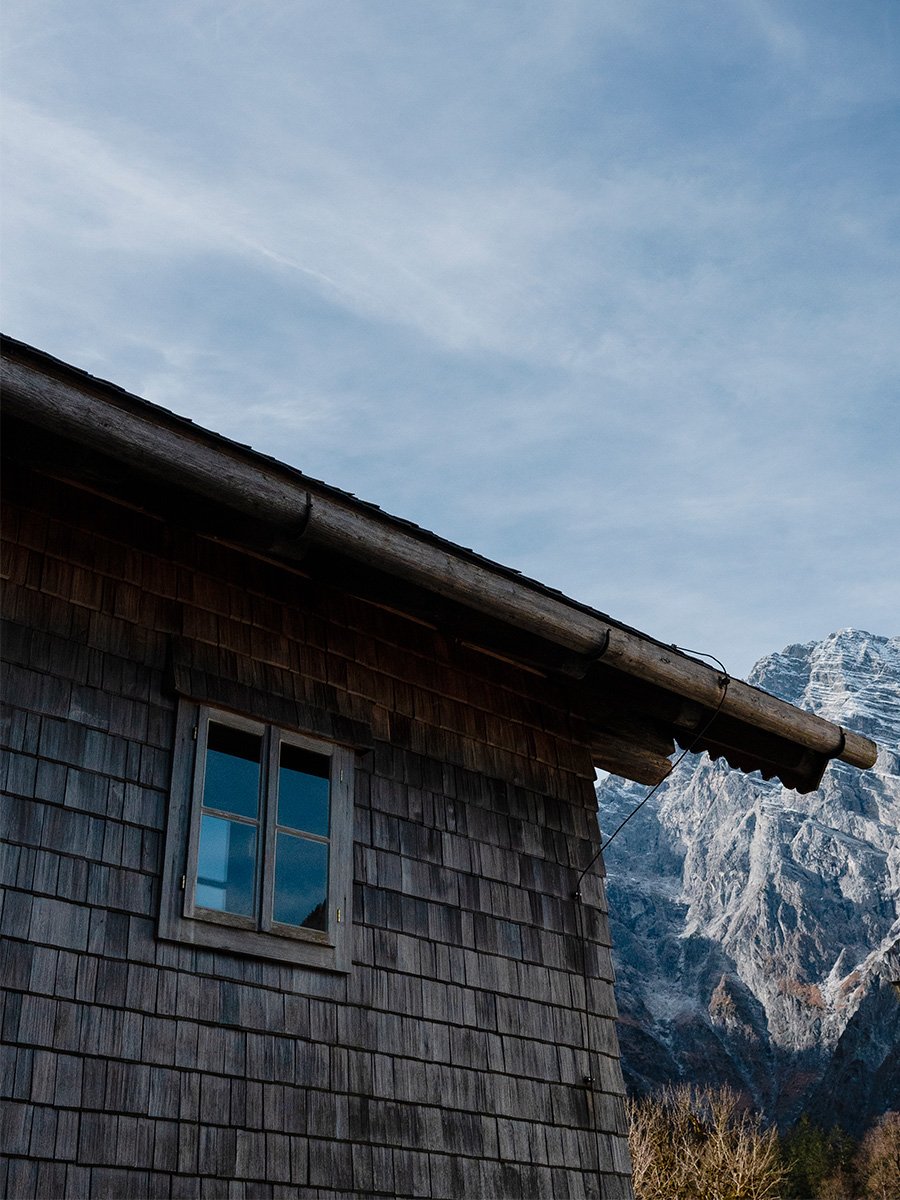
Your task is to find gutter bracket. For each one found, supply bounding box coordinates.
[559,628,612,680]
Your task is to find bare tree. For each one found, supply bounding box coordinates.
[856,1111,900,1200]
[627,1084,787,1200]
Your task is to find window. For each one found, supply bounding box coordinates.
[160,703,354,970]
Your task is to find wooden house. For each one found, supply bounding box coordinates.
[0,336,877,1199]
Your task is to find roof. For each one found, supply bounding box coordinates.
[1,334,878,792]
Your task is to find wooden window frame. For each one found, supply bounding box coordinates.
[160,700,354,971]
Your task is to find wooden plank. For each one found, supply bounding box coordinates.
[590,731,673,786]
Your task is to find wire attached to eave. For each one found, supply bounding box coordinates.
[574,647,731,895]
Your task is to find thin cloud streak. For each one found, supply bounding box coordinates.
[1,0,898,678]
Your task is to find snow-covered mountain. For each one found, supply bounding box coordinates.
[598,630,900,1133]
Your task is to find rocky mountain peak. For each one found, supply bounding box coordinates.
[748,630,900,749]
[599,630,900,1132]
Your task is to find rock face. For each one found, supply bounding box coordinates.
[598,630,900,1133]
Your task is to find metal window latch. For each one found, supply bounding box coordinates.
[336,907,342,924]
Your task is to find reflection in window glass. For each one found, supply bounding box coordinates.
[273,832,328,930]
[279,744,330,836]
[203,723,261,820]
[196,815,257,915]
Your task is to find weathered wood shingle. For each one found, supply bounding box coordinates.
[1,439,632,1198]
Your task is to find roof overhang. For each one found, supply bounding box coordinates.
[1,336,878,792]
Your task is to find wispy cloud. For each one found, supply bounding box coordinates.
[2,0,898,676]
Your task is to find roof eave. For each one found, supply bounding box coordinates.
[1,336,878,790]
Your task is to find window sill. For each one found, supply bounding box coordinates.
[158,906,349,970]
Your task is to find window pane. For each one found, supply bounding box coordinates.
[278,744,330,836]
[273,832,328,931]
[203,723,261,819]
[196,815,257,915]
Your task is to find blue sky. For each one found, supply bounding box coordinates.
[3,0,898,679]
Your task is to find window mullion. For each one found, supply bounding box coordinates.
[259,725,279,932]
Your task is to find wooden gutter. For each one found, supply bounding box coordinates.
[1,340,878,777]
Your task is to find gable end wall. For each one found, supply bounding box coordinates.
[1,462,633,1199]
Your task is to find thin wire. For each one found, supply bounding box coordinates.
[601,673,729,852]
[674,648,728,675]
[572,647,731,1196]
[575,650,731,891]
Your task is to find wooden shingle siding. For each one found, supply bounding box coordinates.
[1,453,632,1198]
